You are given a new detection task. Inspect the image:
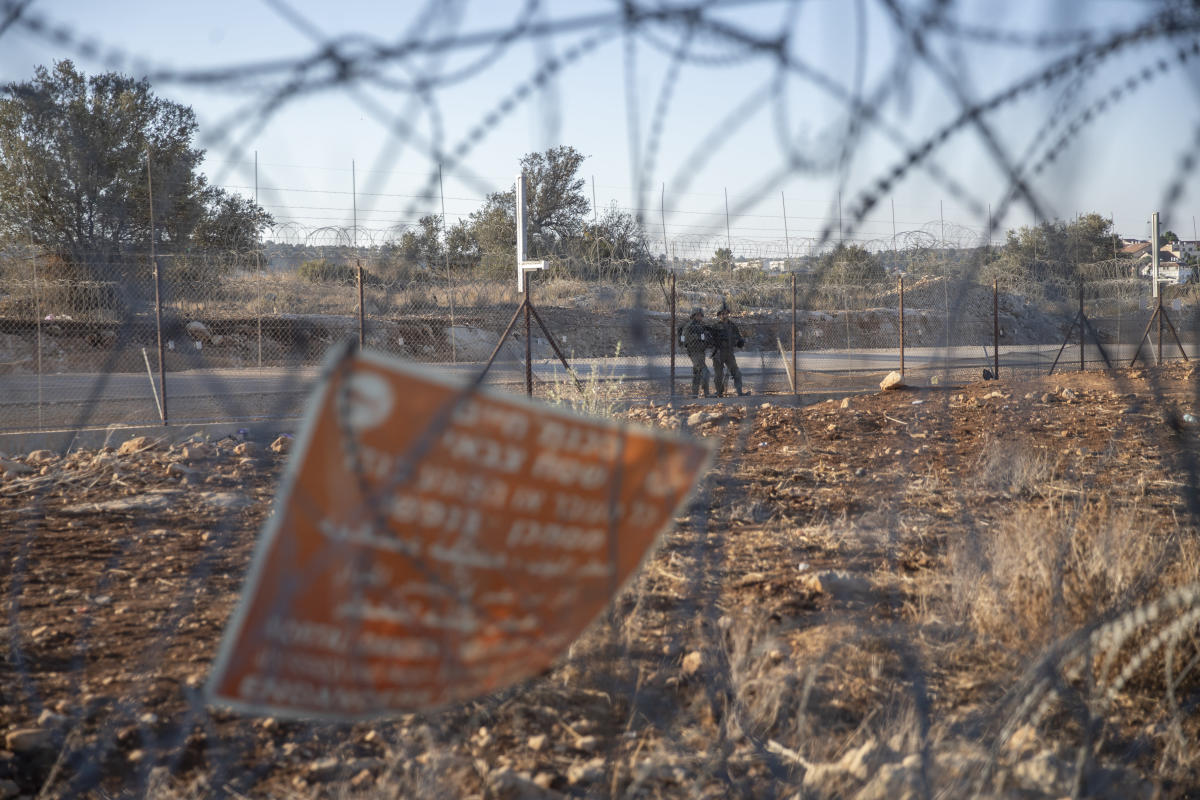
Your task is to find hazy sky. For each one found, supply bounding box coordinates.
[2,0,1197,255]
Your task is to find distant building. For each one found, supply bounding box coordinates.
[1140,261,1193,285]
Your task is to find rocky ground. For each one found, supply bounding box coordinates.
[1,364,1199,798]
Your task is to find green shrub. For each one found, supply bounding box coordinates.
[298,258,358,284]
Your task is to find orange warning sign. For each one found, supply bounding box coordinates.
[207,349,712,719]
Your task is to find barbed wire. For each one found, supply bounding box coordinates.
[3,2,1200,798]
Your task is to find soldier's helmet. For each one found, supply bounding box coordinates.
[690,307,703,318]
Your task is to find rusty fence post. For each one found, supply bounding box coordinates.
[792,272,798,399]
[357,261,365,349]
[993,278,999,379]
[899,275,905,379]
[669,272,676,398]
[525,292,533,397]
[1158,293,1164,366]
[1079,283,1085,372]
[147,150,168,426]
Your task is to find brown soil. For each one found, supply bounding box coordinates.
[2,364,1198,798]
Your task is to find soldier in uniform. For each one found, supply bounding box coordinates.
[677,307,713,398]
[710,303,748,397]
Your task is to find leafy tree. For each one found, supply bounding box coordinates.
[193,193,273,252]
[464,145,590,272]
[710,247,734,272]
[396,214,444,269]
[816,243,885,284]
[1162,229,1180,244]
[0,60,271,276]
[580,203,653,276]
[987,213,1121,286]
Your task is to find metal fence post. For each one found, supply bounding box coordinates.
[357,262,365,349]
[669,272,676,398]
[255,151,263,369]
[524,292,533,397]
[899,275,905,379]
[791,272,798,399]
[993,278,999,379]
[1157,293,1164,366]
[24,185,43,429]
[147,150,168,426]
[1079,283,1085,372]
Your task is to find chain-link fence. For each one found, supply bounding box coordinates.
[4,245,1192,432]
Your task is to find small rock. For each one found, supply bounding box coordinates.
[929,374,941,386]
[186,320,214,342]
[349,769,373,789]
[1060,387,1078,401]
[527,734,547,752]
[5,728,51,755]
[567,757,605,785]
[26,449,56,465]
[269,435,291,454]
[197,492,251,511]
[1013,750,1070,791]
[983,390,1004,400]
[489,768,560,799]
[804,570,871,599]
[0,459,34,476]
[855,467,867,477]
[682,651,703,676]
[308,756,340,781]
[117,436,157,456]
[574,735,600,753]
[840,397,852,410]
[166,462,200,480]
[880,371,905,391]
[36,710,66,728]
[180,443,212,462]
[233,441,259,457]
[1005,723,1039,756]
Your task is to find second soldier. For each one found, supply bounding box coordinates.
[710,302,748,397]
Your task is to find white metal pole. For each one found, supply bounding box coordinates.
[1151,211,1160,299]
[781,191,791,269]
[660,182,667,261]
[516,173,527,264]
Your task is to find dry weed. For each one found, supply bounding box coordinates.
[949,496,1184,651]
[970,438,1058,496]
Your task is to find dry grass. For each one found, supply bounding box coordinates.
[948,496,1187,652]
